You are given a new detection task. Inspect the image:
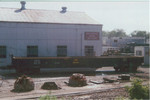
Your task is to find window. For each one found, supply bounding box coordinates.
[27,46,38,57]
[57,46,67,57]
[85,46,94,56]
[0,46,6,58]
[34,60,41,65]
[114,40,118,43]
[136,50,142,56]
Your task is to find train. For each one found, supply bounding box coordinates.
[11,55,144,73]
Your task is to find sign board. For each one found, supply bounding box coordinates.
[73,59,79,64]
[84,32,99,40]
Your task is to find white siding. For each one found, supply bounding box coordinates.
[134,46,144,56]
[0,22,102,66]
[134,46,149,65]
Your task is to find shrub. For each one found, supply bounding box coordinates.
[126,78,149,99]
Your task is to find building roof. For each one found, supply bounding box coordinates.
[0,7,101,25]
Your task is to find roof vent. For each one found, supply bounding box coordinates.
[20,1,26,10]
[61,7,67,13]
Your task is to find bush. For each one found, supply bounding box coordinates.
[126,78,149,99]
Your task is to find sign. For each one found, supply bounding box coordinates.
[85,32,99,40]
[73,59,79,64]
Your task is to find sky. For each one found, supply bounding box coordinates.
[0,1,149,35]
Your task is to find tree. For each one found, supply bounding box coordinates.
[110,29,127,37]
[131,31,149,39]
[102,29,127,37]
[102,31,109,37]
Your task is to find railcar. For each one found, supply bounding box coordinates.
[11,56,144,73]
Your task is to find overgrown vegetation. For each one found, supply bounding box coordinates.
[126,78,149,99]
[39,94,57,100]
[39,92,58,100]
[115,96,129,100]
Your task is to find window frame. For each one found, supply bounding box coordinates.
[0,46,6,58]
[57,45,67,57]
[136,50,142,56]
[27,46,38,57]
[114,40,118,43]
[84,46,94,56]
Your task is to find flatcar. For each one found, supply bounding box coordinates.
[11,56,144,73]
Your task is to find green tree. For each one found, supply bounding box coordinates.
[102,31,109,37]
[103,29,127,37]
[109,29,127,37]
[131,31,149,39]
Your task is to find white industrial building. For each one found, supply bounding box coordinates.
[102,37,146,54]
[134,46,149,65]
[103,37,145,47]
[0,2,103,67]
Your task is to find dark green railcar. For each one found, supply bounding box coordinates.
[12,56,144,73]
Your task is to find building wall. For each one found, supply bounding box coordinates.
[0,22,102,66]
[134,46,149,65]
[144,46,149,65]
[134,46,144,56]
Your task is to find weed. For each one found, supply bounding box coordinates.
[126,78,149,99]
